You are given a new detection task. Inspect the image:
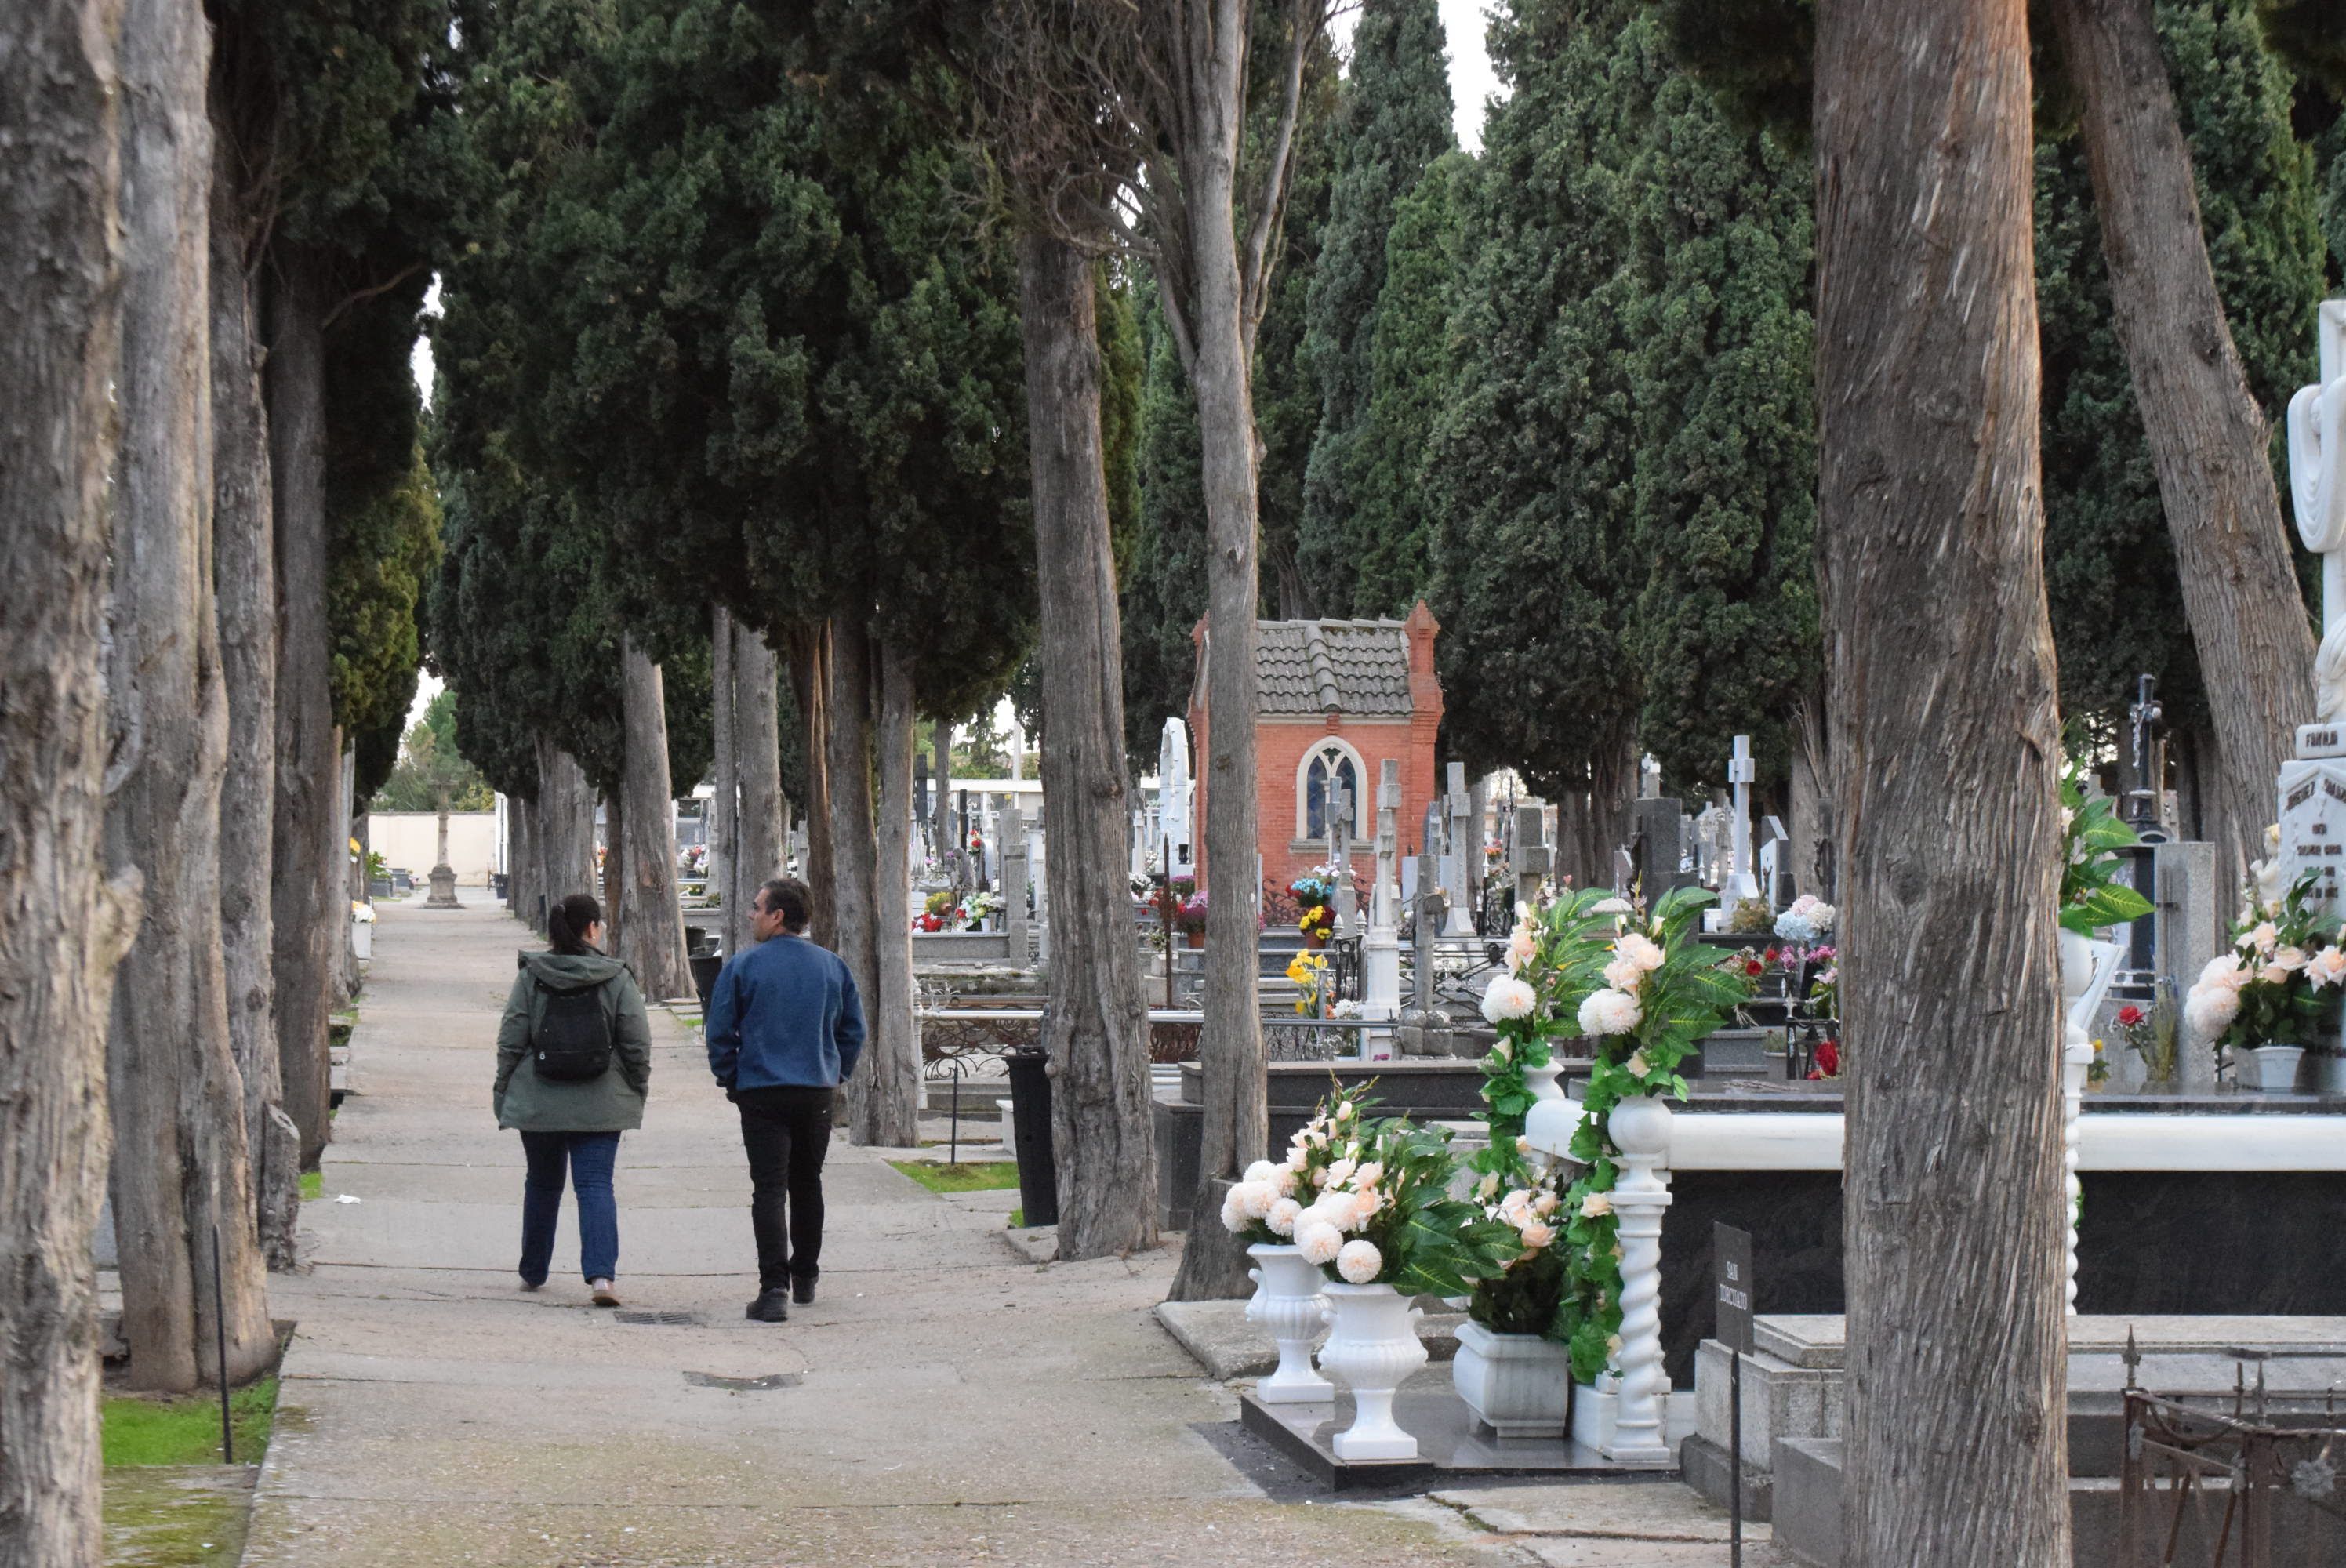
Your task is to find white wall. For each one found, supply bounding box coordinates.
[369,811,499,887]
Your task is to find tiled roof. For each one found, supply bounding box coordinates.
[1255,619,1414,717]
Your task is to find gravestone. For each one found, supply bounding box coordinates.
[1398,850,1450,1056]
[2282,300,2346,920]
[1632,796,1688,902]
[1364,760,1402,1022]
[1513,802,1550,909]
[1000,797,1029,957]
[1725,735,1760,902]
[1444,762,1477,937]
[1158,717,1195,880]
[1328,782,1356,927]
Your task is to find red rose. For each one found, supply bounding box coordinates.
[1808,1039,1841,1080]
[1745,958,1765,978]
[2115,1004,2145,1029]
[1765,946,1782,964]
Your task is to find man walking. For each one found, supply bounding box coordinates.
[705,877,865,1322]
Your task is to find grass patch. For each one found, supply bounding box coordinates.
[104,1378,278,1469]
[885,1159,1021,1195]
[1007,1207,1023,1228]
[299,1171,323,1201]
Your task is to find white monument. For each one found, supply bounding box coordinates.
[1364,759,1403,1040]
[2282,301,2346,917]
[1157,717,1194,880]
[1723,734,1760,903]
[1442,762,1476,937]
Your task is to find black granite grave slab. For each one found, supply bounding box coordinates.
[1237,1368,1670,1490]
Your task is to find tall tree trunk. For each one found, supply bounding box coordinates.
[534,739,596,916]
[1789,684,1834,902]
[209,76,297,1268]
[1167,4,1269,1305]
[710,605,739,951]
[0,0,136,1552]
[1021,236,1160,1258]
[509,794,536,927]
[266,246,337,1167]
[825,620,885,1142]
[335,740,358,1003]
[789,628,835,947]
[601,787,623,946]
[108,0,275,1392]
[866,642,922,1149]
[2047,0,2315,893]
[735,620,786,944]
[932,720,956,892]
[617,637,689,1000]
[1814,0,2073,1560]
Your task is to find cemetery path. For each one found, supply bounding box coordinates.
[244,900,1527,1567]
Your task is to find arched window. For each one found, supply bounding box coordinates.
[1298,739,1365,841]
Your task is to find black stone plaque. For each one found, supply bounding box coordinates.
[1713,1222,1755,1356]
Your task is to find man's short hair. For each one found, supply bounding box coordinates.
[759,877,812,933]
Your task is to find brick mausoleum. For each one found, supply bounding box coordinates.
[1186,601,1444,895]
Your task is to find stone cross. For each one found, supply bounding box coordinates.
[1638,753,1662,799]
[2290,300,2346,725]
[1725,734,1760,902]
[1443,761,1476,937]
[1329,781,1356,927]
[1410,851,1441,1014]
[1363,760,1403,1028]
[1000,796,1029,960]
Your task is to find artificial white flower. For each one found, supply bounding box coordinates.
[1219,1185,1251,1234]
[1266,1197,1303,1237]
[1481,974,1538,1023]
[1602,956,1644,993]
[1477,1173,1501,1200]
[1354,1160,1384,1188]
[1335,1239,1384,1284]
[2272,945,2309,973]
[1615,932,1665,971]
[2250,920,2281,956]
[1578,988,1643,1037]
[1244,1160,1278,1185]
[2184,982,2241,1040]
[1592,897,1634,916]
[1580,1192,1614,1219]
[1520,1221,1555,1250]
[1333,1100,1354,1123]
[1606,1333,1624,1358]
[2200,953,2250,991]
[1237,1181,1277,1220]
[1324,1156,1357,1189]
[1533,1191,1560,1217]
[1295,1221,1345,1265]
[2309,947,2346,989]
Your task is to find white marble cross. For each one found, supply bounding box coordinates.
[1444,761,1476,936]
[2291,300,2346,725]
[1725,734,1760,902]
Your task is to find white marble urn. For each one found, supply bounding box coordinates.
[1451,1321,1571,1439]
[1316,1282,1427,1461]
[1244,1243,1333,1404]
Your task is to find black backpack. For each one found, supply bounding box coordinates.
[529,972,616,1082]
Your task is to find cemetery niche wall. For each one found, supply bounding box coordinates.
[1186,601,1443,895]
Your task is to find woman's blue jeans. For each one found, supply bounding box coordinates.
[518,1131,621,1284]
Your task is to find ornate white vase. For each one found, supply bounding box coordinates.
[1245,1243,1333,1404]
[1316,1281,1427,1461]
[1452,1321,1571,1438]
[2315,1051,2346,1095]
[2242,1044,2306,1092]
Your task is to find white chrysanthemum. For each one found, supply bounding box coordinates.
[1616,932,1665,971]
[1578,988,1643,1037]
[1237,1180,1277,1220]
[1335,1239,1384,1284]
[1266,1197,1303,1237]
[1244,1160,1278,1185]
[1481,974,1537,1022]
[1219,1185,1251,1234]
[2185,983,2241,1039]
[1271,1165,1298,1197]
[2200,953,2250,991]
[1295,1221,1344,1265]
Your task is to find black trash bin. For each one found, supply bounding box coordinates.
[1004,1046,1059,1228]
[688,953,723,1014]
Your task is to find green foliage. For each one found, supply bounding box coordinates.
[2059,755,2156,934]
[373,691,496,814]
[1316,1120,1521,1296]
[885,1159,1022,1194]
[103,1379,278,1469]
[1119,291,1212,769]
[1297,0,1457,615]
[329,440,441,743]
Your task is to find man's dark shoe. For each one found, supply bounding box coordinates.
[791,1276,816,1306]
[746,1288,790,1323]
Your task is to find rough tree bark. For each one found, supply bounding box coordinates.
[335,741,358,1003]
[266,246,338,1167]
[790,629,835,948]
[932,720,956,894]
[616,637,689,999]
[107,0,277,1392]
[710,605,739,951]
[1022,236,1159,1258]
[1164,1,1272,1305]
[735,621,787,943]
[825,621,888,1144]
[1814,0,2074,1560]
[2046,0,2315,887]
[867,642,923,1149]
[533,738,597,916]
[0,1,139,1553]
[509,794,536,928]
[209,76,299,1268]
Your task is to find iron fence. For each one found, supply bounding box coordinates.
[2118,1359,2346,1566]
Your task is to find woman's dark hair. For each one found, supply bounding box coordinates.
[548,892,603,956]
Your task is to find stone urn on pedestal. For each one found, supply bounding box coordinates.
[1316,1283,1428,1461]
[1244,1243,1333,1404]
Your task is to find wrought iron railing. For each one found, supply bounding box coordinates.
[2118,1357,2346,1566]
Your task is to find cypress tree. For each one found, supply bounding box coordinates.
[1298,0,1458,615]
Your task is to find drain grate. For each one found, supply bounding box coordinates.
[683,1371,801,1392]
[613,1309,704,1327]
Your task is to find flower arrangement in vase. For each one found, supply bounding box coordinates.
[1454,1167,1574,1436]
[1285,949,1334,1018]
[2184,866,2345,1091]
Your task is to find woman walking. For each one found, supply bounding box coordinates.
[493,891,652,1305]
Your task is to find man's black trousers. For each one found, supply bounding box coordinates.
[734,1085,833,1289]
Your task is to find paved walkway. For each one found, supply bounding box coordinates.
[245,900,1781,1567]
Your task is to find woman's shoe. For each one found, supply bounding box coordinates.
[589,1278,621,1307]
[746,1288,790,1323]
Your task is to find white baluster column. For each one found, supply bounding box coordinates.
[2063,1038,2091,1314]
[1602,1097,1676,1464]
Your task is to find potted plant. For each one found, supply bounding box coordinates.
[1177,887,1208,948]
[1453,1168,1573,1436]
[1219,1083,1378,1404]
[2115,994,2181,1090]
[1284,1119,1517,1460]
[1284,949,1334,1018]
[1290,874,1335,949]
[2185,867,2346,1091]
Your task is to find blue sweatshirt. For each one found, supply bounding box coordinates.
[704,934,866,1091]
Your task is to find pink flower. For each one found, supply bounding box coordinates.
[2308,947,2346,990]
